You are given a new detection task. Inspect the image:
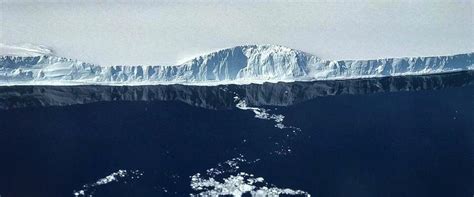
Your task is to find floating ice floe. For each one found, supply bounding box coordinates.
[233,95,301,131]
[190,172,310,197]
[222,87,302,156]
[190,156,310,197]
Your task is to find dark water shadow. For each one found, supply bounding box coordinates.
[0,71,473,110]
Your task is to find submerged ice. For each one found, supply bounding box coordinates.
[1,44,472,85]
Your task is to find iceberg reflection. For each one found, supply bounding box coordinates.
[0,71,472,110]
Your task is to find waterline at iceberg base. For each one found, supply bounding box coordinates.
[0,70,472,110]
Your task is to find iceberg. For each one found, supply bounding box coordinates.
[0,43,472,85]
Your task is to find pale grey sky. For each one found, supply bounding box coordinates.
[1,0,472,65]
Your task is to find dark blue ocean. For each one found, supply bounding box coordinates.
[0,72,473,197]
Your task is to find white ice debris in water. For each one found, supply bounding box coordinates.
[234,96,300,131]
[190,172,310,197]
[73,169,143,197]
[205,155,253,177]
[223,88,302,156]
[190,156,310,197]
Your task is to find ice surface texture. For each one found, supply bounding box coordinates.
[1,44,472,85]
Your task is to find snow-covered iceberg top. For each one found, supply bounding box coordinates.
[0,43,472,85]
[0,43,53,57]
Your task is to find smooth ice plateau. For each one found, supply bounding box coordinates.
[0,43,472,85]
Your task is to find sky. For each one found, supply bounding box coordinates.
[0,0,472,65]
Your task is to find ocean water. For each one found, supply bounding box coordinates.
[0,71,473,197]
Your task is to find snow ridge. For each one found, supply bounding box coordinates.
[0,43,53,57]
[0,44,472,85]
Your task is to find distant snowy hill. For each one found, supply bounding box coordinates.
[0,44,472,85]
[0,43,53,57]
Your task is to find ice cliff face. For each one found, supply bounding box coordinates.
[0,44,472,85]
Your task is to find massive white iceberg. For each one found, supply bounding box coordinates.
[0,44,472,85]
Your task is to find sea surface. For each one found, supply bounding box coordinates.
[0,71,473,197]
